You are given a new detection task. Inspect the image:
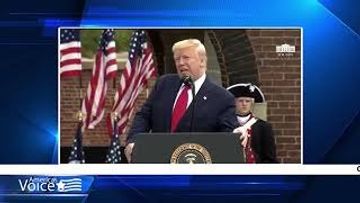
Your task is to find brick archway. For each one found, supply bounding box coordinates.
[207,30,259,87]
[149,30,261,88]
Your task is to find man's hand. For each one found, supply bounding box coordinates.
[125,143,135,163]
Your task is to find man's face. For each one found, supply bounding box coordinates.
[173,46,206,80]
[235,97,253,115]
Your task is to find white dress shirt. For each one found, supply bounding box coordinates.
[173,73,206,109]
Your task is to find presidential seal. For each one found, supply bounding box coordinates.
[170,143,212,164]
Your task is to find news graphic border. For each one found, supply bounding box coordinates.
[58,27,304,168]
[0,165,360,175]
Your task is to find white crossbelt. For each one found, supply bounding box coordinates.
[233,117,258,147]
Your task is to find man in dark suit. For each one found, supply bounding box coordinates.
[228,84,278,163]
[125,39,239,162]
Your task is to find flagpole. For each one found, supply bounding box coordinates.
[79,71,83,109]
[76,54,85,135]
[69,73,85,163]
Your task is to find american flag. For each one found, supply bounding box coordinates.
[60,29,82,78]
[82,29,118,129]
[109,30,157,136]
[68,122,85,164]
[105,116,122,163]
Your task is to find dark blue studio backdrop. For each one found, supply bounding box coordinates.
[1,0,359,164]
[0,0,360,201]
[0,175,360,202]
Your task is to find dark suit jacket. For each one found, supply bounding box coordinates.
[127,74,239,143]
[250,119,278,163]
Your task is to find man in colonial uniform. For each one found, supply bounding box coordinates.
[228,84,278,163]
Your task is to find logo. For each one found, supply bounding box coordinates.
[56,178,82,192]
[249,85,255,92]
[170,143,212,164]
[18,177,82,193]
[276,43,296,57]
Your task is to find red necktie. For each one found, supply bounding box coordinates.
[171,85,191,132]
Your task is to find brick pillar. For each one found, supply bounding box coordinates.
[247,29,301,163]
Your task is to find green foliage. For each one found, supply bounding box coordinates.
[80,29,133,58]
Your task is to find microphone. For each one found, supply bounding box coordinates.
[181,75,195,96]
[182,75,193,87]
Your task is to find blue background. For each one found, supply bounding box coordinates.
[1,0,359,164]
[0,175,360,202]
[0,0,359,201]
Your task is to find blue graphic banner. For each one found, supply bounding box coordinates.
[0,176,93,201]
[0,175,358,202]
[1,0,359,164]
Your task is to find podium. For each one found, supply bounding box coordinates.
[132,132,244,163]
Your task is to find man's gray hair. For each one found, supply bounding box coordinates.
[172,39,207,63]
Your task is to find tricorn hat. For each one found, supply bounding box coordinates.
[227,83,265,103]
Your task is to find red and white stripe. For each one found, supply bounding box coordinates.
[110,41,156,135]
[60,41,82,77]
[82,41,117,129]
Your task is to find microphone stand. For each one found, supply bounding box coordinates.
[182,76,196,132]
[190,83,195,132]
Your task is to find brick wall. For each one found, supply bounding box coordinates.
[60,60,154,147]
[247,29,301,163]
[207,29,301,163]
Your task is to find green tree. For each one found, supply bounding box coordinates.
[80,29,133,58]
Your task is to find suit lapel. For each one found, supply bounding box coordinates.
[176,76,212,131]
